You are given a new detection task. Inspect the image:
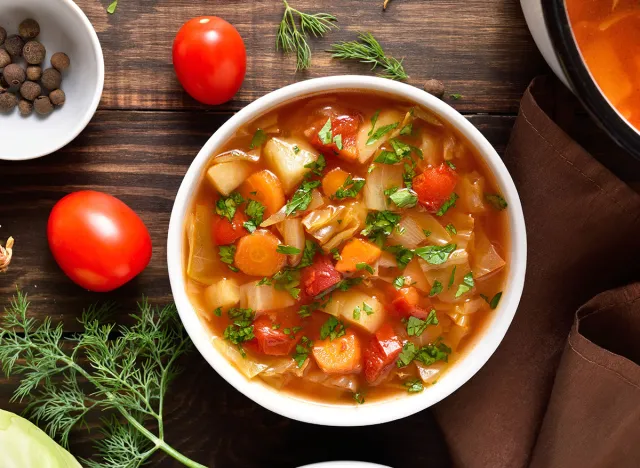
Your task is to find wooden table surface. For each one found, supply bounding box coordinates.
[0,0,549,466]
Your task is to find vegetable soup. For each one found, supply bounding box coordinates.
[566,0,640,130]
[183,92,509,404]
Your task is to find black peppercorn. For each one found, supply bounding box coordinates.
[19,19,40,40]
[0,49,10,69]
[49,89,65,107]
[3,64,26,87]
[26,66,42,81]
[18,99,32,116]
[5,35,24,57]
[0,91,17,112]
[423,79,445,99]
[20,81,41,101]
[51,52,70,72]
[34,95,53,115]
[23,41,46,65]
[41,68,61,90]
[0,26,6,47]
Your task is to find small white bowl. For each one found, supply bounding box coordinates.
[167,76,527,426]
[299,463,390,468]
[0,0,104,161]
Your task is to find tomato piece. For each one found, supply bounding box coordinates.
[389,287,433,319]
[301,257,342,297]
[172,17,246,105]
[212,211,247,245]
[412,164,458,212]
[47,191,152,292]
[308,114,360,161]
[251,315,300,356]
[363,324,403,384]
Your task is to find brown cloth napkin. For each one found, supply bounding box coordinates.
[433,77,640,468]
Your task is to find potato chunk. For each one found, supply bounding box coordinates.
[263,137,318,194]
[323,290,386,333]
[204,278,241,312]
[206,161,253,196]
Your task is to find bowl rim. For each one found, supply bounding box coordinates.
[544,0,640,160]
[167,75,527,426]
[2,0,105,161]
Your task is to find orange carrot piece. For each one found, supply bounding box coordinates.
[312,330,362,374]
[239,170,286,218]
[335,238,382,273]
[234,229,287,276]
[322,168,350,198]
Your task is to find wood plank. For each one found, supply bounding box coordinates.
[77,0,546,113]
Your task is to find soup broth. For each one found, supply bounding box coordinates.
[566,0,640,130]
[183,92,509,404]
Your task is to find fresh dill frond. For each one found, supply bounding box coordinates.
[277,0,338,70]
[0,290,206,468]
[329,32,409,81]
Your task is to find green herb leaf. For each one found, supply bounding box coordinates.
[429,280,443,296]
[403,161,416,189]
[250,129,268,149]
[363,302,374,315]
[353,392,365,404]
[481,291,503,309]
[397,340,451,368]
[485,193,508,211]
[330,247,342,261]
[383,245,414,269]
[368,110,380,136]
[318,118,333,144]
[272,268,301,299]
[320,316,347,340]
[356,262,375,274]
[374,150,403,165]
[334,175,366,200]
[436,192,459,216]
[406,316,428,336]
[353,305,361,320]
[293,144,301,154]
[213,307,222,317]
[415,243,456,265]
[285,180,322,215]
[107,0,118,14]
[361,211,402,246]
[448,266,457,289]
[400,123,412,136]
[224,308,256,345]
[244,199,266,233]
[446,160,456,170]
[257,277,272,286]
[367,122,399,145]
[423,229,432,237]
[215,192,244,222]
[404,378,424,393]
[389,188,418,208]
[277,245,302,255]
[219,246,239,272]
[304,154,326,178]
[450,94,463,100]
[455,272,474,298]
[333,134,343,150]
[445,223,457,235]
[393,276,406,290]
[299,240,319,268]
[293,337,313,367]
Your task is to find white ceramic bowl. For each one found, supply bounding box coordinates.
[167,76,527,426]
[299,463,390,468]
[0,0,104,161]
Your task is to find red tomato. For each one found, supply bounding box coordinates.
[47,191,152,292]
[363,324,403,384]
[172,16,246,105]
[301,256,342,297]
[308,113,361,161]
[212,211,247,245]
[251,316,300,356]
[412,164,458,212]
[389,287,433,319]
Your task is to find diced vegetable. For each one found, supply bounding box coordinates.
[304,372,358,392]
[263,137,318,194]
[389,286,433,319]
[239,280,296,311]
[204,278,241,311]
[458,172,487,213]
[419,131,443,167]
[335,238,381,273]
[409,211,452,246]
[187,205,222,284]
[211,211,247,245]
[309,114,361,162]
[312,330,362,374]
[323,289,386,333]
[301,256,342,297]
[281,218,305,267]
[234,230,287,276]
[356,109,404,163]
[402,258,430,293]
[389,216,427,249]
[302,201,367,252]
[412,164,458,213]
[422,263,473,303]
[446,323,470,350]
[206,161,254,196]
[240,169,286,218]
[322,168,350,198]
[251,316,300,356]
[364,163,404,211]
[472,229,506,278]
[211,149,260,164]
[213,338,268,378]
[415,361,446,384]
[363,323,403,384]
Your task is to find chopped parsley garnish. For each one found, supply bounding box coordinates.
[285,180,321,216]
[404,378,424,393]
[445,223,457,235]
[455,272,474,298]
[352,306,361,321]
[415,243,456,265]
[299,240,319,268]
[257,277,272,286]
[243,199,265,233]
[334,175,366,200]
[293,145,301,154]
[397,340,451,368]
[481,292,503,309]
[367,164,376,174]
[389,188,418,208]
[423,229,432,237]
[393,276,406,290]
[406,311,438,337]
[272,268,301,299]
[446,160,456,170]
[403,161,416,189]
[304,155,326,178]
[368,110,380,136]
[450,94,463,100]
[215,192,244,222]
[363,302,374,315]
[293,336,313,367]
[318,118,333,145]
[353,392,365,404]
[367,122,399,145]
[356,262,375,274]
[218,246,239,272]
[223,308,255,346]
[436,192,459,216]
[448,266,457,289]
[374,150,402,165]
[320,316,347,340]
[213,307,222,317]
[276,245,302,255]
[272,323,281,330]
[400,123,413,136]
[383,245,414,269]
[429,280,443,296]
[249,129,268,149]
[485,193,508,211]
[361,211,402,246]
[333,134,343,150]
[330,248,342,261]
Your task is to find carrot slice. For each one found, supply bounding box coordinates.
[335,238,381,273]
[312,330,362,374]
[234,229,287,276]
[239,170,286,218]
[322,168,350,198]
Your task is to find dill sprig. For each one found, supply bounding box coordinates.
[329,32,409,81]
[277,0,338,70]
[0,290,205,468]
